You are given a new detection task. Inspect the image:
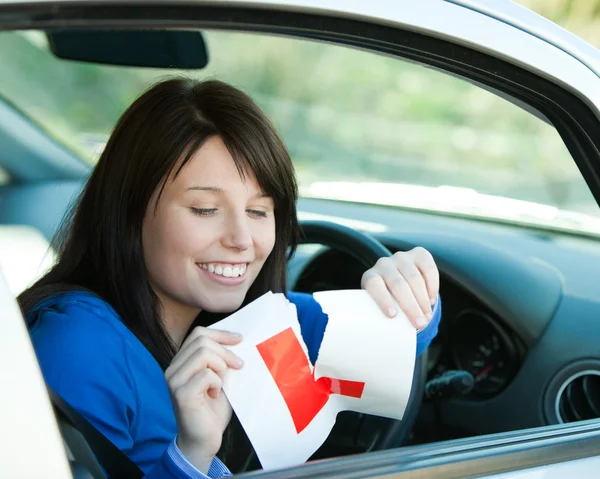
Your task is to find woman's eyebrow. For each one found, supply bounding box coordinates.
[186,186,223,193]
[186,186,270,199]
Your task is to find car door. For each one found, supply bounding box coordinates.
[0,271,72,477]
[2,0,600,477]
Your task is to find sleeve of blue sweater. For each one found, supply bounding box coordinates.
[28,300,228,479]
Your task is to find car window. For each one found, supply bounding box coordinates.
[0,29,598,233]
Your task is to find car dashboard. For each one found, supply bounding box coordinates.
[289,197,600,443]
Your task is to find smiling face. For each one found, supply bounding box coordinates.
[142,136,276,329]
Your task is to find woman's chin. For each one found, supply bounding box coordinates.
[200,297,245,315]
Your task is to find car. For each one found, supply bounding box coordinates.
[2,0,600,477]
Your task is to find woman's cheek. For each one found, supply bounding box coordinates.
[256,218,276,258]
[175,212,213,253]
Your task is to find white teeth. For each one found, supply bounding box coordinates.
[199,263,247,278]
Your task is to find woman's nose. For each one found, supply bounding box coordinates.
[221,214,253,251]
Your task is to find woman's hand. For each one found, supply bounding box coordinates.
[361,247,440,330]
[165,327,243,473]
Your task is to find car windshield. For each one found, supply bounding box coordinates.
[2,29,599,235]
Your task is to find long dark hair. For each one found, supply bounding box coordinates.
[18,78,300,467]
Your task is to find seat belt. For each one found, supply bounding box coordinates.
[48,386,144,479]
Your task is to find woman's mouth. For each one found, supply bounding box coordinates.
[196,262,248,285]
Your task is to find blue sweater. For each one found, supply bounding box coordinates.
[27,291,441,478]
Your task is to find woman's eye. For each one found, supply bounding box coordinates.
[190,207,217,217]
[248,209,269,218]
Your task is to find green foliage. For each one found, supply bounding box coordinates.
[521,0,600,46]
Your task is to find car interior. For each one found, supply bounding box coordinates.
[2,20,600,478]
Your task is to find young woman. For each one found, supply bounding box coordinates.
[19,78,441,479]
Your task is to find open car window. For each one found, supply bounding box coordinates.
[0,29,599,236]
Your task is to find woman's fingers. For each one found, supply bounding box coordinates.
[378,263,428,328]
[166,326,245,393]
[361,271,395,317]
[392,252,433,319]
[362,268,423,326]
[167,347,229,390]
[173,368,224,403]
[170,334,243,374]
[361,248,440,329]
[181,326,242,349]
[408,247,440,305]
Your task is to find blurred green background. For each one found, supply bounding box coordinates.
[522,0,600,46]
[1,0,599,221]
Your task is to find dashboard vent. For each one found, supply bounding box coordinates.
[556,372,600,423]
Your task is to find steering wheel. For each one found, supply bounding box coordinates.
[296,220,427,453]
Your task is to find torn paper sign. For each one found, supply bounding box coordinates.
[208,289,416,471]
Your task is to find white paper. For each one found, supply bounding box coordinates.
[313,290,416,420]
[208,290,416,471]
